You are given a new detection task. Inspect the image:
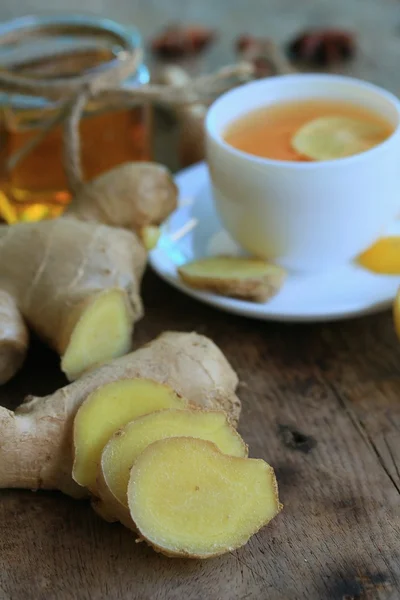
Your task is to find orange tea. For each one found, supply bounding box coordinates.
[223,99,393,162]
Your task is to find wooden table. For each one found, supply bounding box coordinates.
[1,272,399,599]
[1,1,400,597]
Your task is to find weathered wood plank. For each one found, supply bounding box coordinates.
[1,274,399,599]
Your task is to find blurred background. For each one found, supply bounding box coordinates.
[1,0,400,92]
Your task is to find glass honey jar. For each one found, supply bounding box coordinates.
[0,14,151,223]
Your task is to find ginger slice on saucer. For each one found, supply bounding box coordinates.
[291,116,389,161]
[178,256,286,303]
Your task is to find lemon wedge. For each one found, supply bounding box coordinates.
[358,237,400,274]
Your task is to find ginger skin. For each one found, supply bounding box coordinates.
[0,161,177,383]
[0,332,241,498]
[66,162,177,240]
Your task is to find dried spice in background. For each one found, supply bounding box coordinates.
[151,24,216,59]
[287,29,356,67]
[235,35,275,77]
[235,34,294,77]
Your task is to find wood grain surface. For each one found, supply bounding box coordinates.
[1,272,399,600]
[1,0,400,598]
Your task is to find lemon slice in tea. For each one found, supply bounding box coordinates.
[291,116,389,161]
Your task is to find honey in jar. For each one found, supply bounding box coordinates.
[0,15,152,223]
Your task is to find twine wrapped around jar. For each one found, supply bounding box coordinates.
[0,19,255,194]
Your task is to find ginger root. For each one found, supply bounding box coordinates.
[128,437,282,558]
[65,162,177,246]
[0,219,146,382]
[0,328,281,559]
[98,408,248,526]
[0,332,240,498]
[178,256,286,302]
[73,379,186,493]
[0,161,177,383]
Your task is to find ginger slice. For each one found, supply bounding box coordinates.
[73,378,186,493]
[128,437,282,558]
[61,289,133,381]
[292,116,389,161]
[357,236,400,274]
[178,256,286,303]
[98,408,248,525]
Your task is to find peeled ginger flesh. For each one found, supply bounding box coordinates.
[73,378,186,492]
[128,437,282,558]
[100,408,248,517]
[178,256,286,303]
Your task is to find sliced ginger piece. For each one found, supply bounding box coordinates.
[178,256,285,303]
[61,289,134,381]
[292,116,389,161]
[357,236,400,274]
[98,408,248,525]
[128,437,282,558]
[73,378,186,493]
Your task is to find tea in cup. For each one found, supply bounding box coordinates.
[206,74,400,272]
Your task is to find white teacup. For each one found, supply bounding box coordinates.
[206,74,400,272]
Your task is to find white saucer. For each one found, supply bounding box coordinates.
[149,162,400,322]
